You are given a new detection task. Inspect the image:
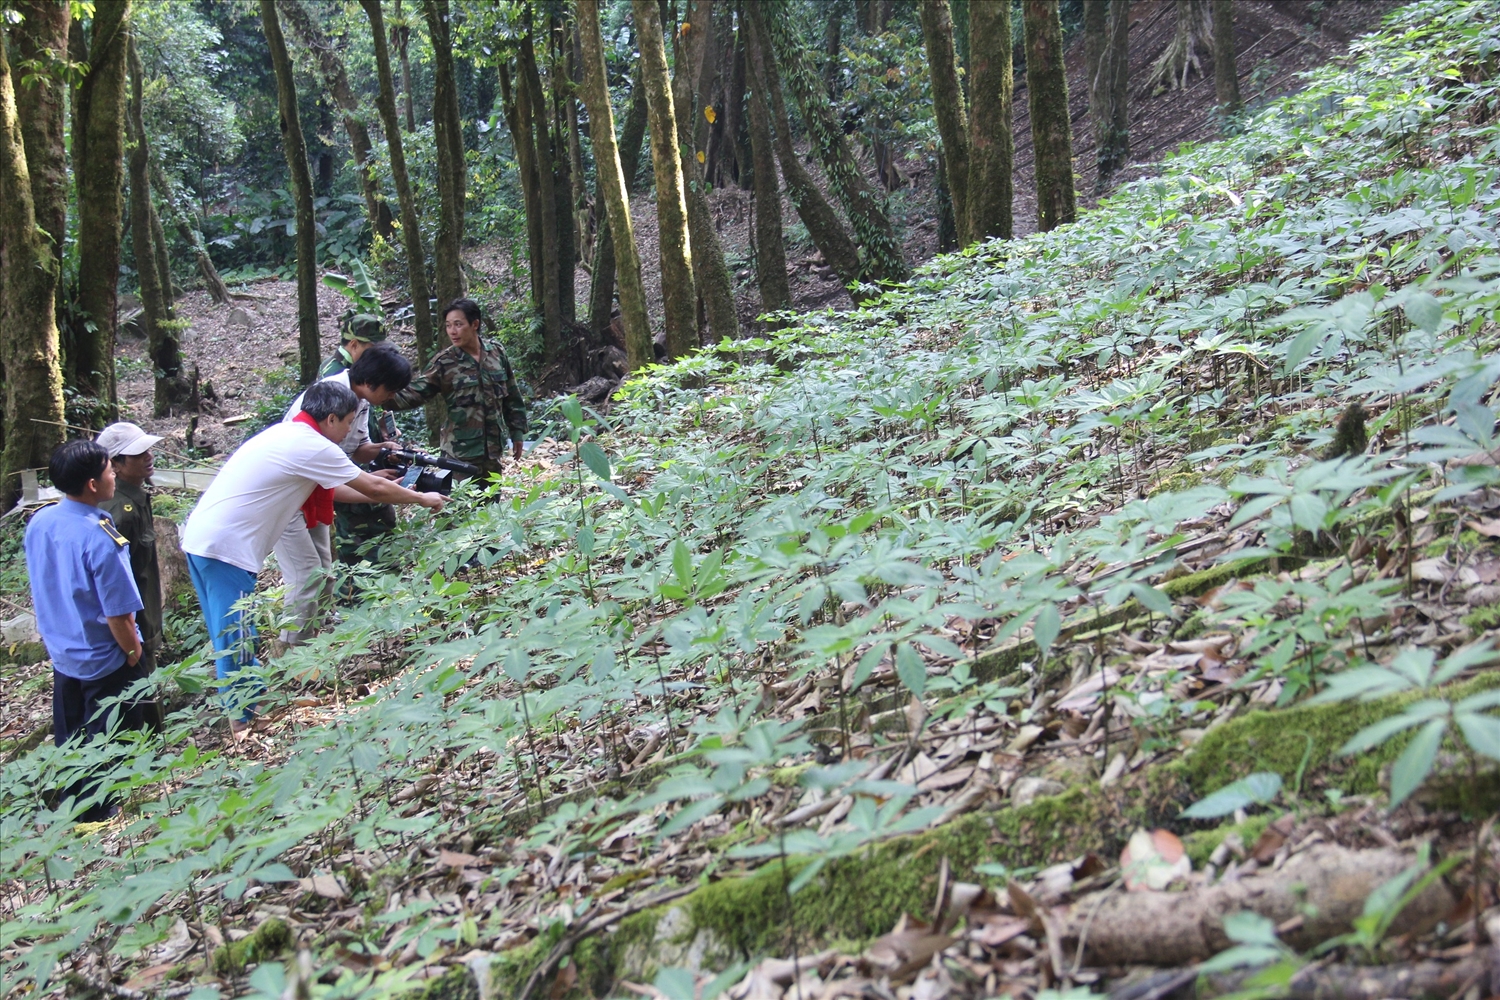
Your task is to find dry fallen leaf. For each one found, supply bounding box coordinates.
[298,874,349,900]
[439,849,479,869]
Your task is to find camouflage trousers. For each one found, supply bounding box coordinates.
[333,501,397,564]
[452,454,505,486]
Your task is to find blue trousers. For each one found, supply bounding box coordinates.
[186,553,261,717]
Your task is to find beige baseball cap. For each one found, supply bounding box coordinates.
[96,422,164,458]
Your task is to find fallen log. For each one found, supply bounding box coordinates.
[1062,845,1454,968]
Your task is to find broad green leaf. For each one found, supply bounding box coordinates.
[1403,291,1444,333]
[672,540,694,593]
[578,440,612,481]
[895,643,927,699]
[1223,911,1280,947]
[1340,700,1446,754]
[1181,772,1283,819]
[1032,603,1061,656]
[1388,717,1446,806]
[1454,710,1500,760]
[503,647,531,683]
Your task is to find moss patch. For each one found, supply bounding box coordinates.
[211,917,291,977]
[1462,601,1500,633]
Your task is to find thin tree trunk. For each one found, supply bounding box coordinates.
[500,65,547,325]
[1213,0,1241,112]
[72,0,132,416]
[0,15,66,507]
[424,0,467,307]
[742,3,864,301]
[393,0,416,133]
[675,0,739,345]
[920,0,970,247]
[1023,0,1076,232]
[1096,0,1131,187]
[967,0,1013,240]
[823,0,843,93]
[632,0,697,359]
[520,35,563,359]
[128,36,186,415]
[566,29,589,267]
[761,0,907,284]
[150,157,230,304]
[578,0,653,372]
[261,0,319,383]
[550,23,576,327]
[588,74,648,336]
[720,21,749,189]
[278,0,394,240]
[747,75,791,320]
[361,0,435,364]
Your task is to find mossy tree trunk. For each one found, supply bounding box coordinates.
[424,0,467,308]
[127,36,187,415]
[1023,0,1076,232]
[742,3,864,301]
[13,0,69,301]
[920,0,971,247]
[633,0,697,359]
[0,15,66,507]
[261,0,319,384]
[278,0,394,241]
[1094,0,1131,188]
[675,0,739,346]
[520,35,564,360]
[587,73,648,338]
[967,0,1014,240]
[577,0,653,371]
[499,66,546,335]
[150,156,230,305]
[361,0,435,364]
[550,21,577,327]
[72,0,131,417]
[712,14,747,190]
[761,0,907,284]
[746,76,791,321]
[1212,0,1241,113]
[393,0,416,133]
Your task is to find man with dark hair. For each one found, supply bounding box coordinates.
[272,346,412,643]
[388,298,528,482]
[25,440,148,820]
[182,381,444,733]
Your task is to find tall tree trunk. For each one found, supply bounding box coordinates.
[363,0,434,365]
[675,0,739,345]
[72,0,132,418]
[550,23,576,327]
[742,3,863,301]
[920,0,971,247]
[746,75,791,320]
[1,14,66,506]
[1023,0,1076,233]
[1212,0,1241,113]
[577,0,653,372]
[261,0,319,384]
[588,74,648,336]
[823,0,843,93]
[424,0,467,307]
[1144,0,1210,94]
[393,0,416,133]
[632,0,696,359]
[128,36,186,415]
[278,0,394,240]
[13,1,69,283]
[718,21,749,189]
[150,157,230,304]
[500,65,547,327]
[967,0,1013,241]
[566,28,589,268]
[520,35,563,359]
[1096,0,1131,187]
[761,0,907,284]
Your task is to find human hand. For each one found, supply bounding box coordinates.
[513,440,524,461]
[372,467,403,481]
[419,492,446,511]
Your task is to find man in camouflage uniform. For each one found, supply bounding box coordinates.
[323,311,401,561]
[388,298,527,482]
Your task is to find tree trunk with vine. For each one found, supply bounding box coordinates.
[1023,0,1076,232]
[361,0,434,364]
[72,0,132,416]
[633,0,697,359]
[577,0,653,371]
[0,15,66,507]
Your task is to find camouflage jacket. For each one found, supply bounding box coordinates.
[387,338,527,462]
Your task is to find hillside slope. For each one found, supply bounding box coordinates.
[7,3,1500,999]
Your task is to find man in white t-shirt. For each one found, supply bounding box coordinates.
[182,381,443,731]
[273,347,410,644]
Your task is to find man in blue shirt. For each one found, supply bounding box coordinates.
[25,440,148,822]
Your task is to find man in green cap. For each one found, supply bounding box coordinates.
[325,310,401,561]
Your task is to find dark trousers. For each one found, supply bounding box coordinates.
[53,662,148,821]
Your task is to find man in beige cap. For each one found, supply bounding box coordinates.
[96,423,165,703]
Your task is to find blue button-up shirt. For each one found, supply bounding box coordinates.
[25,498,144,681]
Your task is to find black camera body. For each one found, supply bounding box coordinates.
[373,449,480,495]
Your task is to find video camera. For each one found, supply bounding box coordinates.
[373,449,480,495]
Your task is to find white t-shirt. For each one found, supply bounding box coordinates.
[284,371,369,456]
[183,421,362,572]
